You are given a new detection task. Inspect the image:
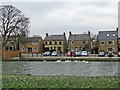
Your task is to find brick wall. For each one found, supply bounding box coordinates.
[3,51,21,59]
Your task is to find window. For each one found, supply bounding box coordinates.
[101,41,104,45]
[113,34,115,37]
[71,47,74,52]
[34,48,37,51]
[108,48,114,51]
[107,34,109,37]
[54,47,56,50]
[83,47,85,51]
[108,41,114,45]
[55,41,57,45]
[49,41,52,45]
[71,41,74,45]
[75,47,78,52]
[59,41,62,45]
[21,48,25,51]
[83,41,85,45]
[45,41,47,45]
[32,42,37,45]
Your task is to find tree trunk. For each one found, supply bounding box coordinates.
[2,44,6,60]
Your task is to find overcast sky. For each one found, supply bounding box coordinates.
[0,1,118,38]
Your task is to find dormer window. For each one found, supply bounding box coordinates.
[32,42,37,45]
[71,41,74,45]
[107,34,109,37]
[113,34,115,37]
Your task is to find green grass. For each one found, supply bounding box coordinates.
[2,74,119,88]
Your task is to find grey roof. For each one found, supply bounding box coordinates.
[68,34,89,41]
[98,31,118,40]
[44,35,65,41]
[26,37,42,42]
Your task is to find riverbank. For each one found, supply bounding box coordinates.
[3,57,120,61]
[2,74,119,88]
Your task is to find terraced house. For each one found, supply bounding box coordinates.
[68,31,91,52]
[98,29,118,53]
[5,36,19,51]
[44,32,67,53]
[20,36,43,53]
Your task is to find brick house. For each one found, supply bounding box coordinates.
[0,35,2,54]
[20,36,43,53]
[98,30,118,53]
[118,38,120,51]
[44,32,67,53]
[68,31,91,52]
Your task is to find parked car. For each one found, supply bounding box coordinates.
[51,51,59,56]
[81,51,88,56]
[43,51,51,56]
[118,52,120,57]
[74,52,81,57]
[98,51,105,57]
[67,52,74,56]
[108,51,114,57]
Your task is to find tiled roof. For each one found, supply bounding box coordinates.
[44,35,65,41]
[26,37,42,42]
[98,31,118,40]
[68,34,90,41]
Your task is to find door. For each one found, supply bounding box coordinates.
[28,48,32,53]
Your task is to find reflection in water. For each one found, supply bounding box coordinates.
[2,61,119,76]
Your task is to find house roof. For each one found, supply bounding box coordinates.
[26,37,42,42]
[98,31,118,40]
[68,34,90,41]
[20,36,42,44]
[44,35,65,41]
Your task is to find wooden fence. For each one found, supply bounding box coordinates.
[3,51,21,59]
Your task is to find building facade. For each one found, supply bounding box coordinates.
[20,36,43,53]
[68,31,91,52]
[98,30,118,53]
[118,38,120,51]
[44,32,67,53]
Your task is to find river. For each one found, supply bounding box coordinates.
[2,61,119,76]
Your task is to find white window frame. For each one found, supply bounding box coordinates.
[21,48,25,51]
[107,34,109,37]
[71,41,74,45]
[113,34,115,37]
[33,48,37,51]
[108,41,114,45]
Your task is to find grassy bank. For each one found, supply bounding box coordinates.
[2,74,119,88]
[17,57,120,61]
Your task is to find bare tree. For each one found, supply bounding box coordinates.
[0,5,30,56]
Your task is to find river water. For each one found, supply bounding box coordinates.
[2,61,119,76]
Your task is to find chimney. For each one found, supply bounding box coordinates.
[63,32,66,37]
[88,30,90,35]
[46,33,48,37]
[69,31,72,36]
[116,28,118,36]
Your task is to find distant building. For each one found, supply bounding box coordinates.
[6,36,19,51]
[68,31,91,52]
[44,32,67,53]
[118,38,120,51]
[0,35,2,54]
[20,36,43,53]
[98,29,118,53]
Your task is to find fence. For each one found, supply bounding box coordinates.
[3,51,21,59]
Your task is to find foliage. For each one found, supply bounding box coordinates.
[0,5,30,53]
[2,74,119,88]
